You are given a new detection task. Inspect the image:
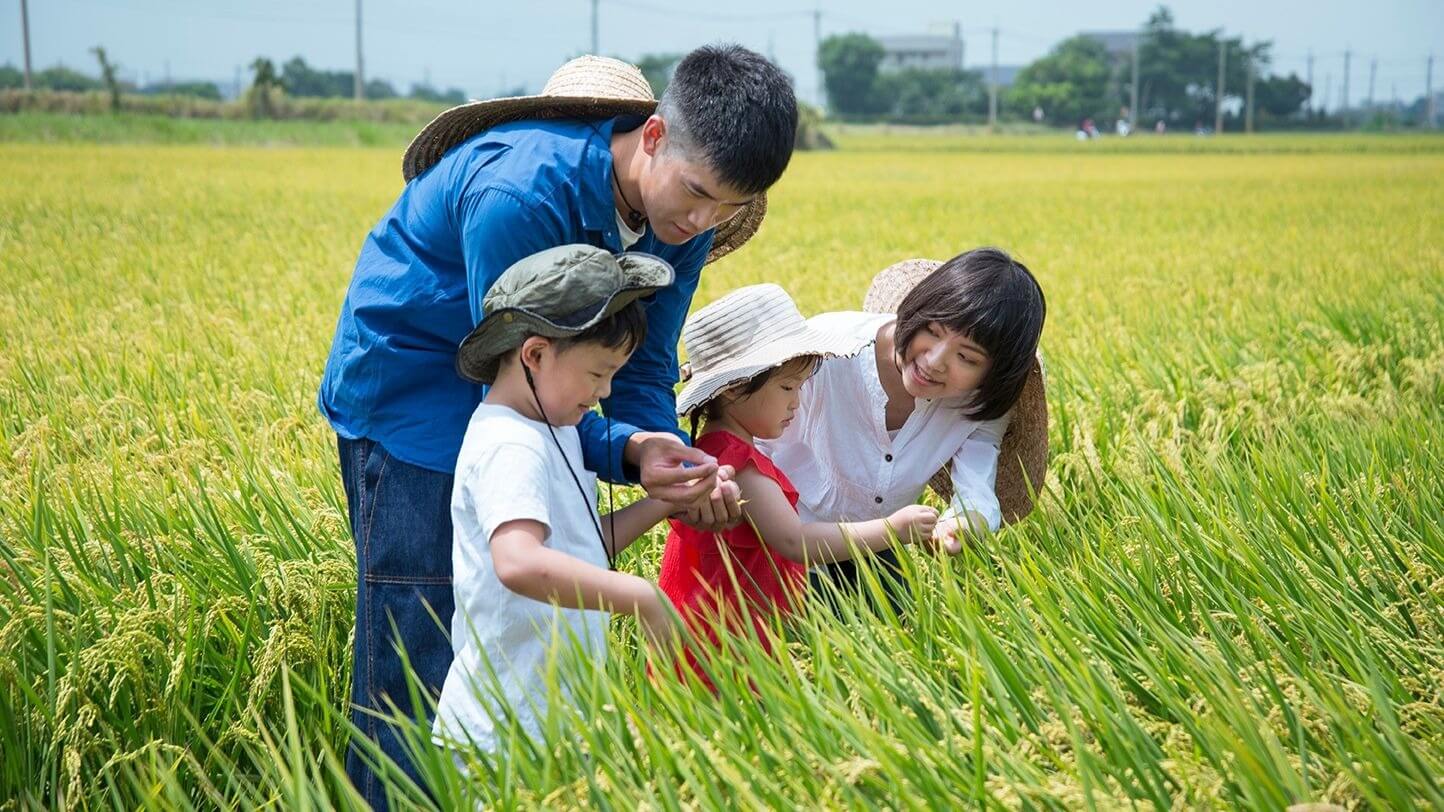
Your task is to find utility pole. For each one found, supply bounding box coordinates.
[1323,73,1331,115]
[591,0,599,54]
[1215,38,1226,133]
[1341,48,1351,118]
[1305,50,1314,114]
[1428,54,1436,128]
[1245,52,1255,133]
[1366,56,1376,110]
[988,26,999,131]
[19,0,32,91]
[813,8,823,109]
[354,0,364,101]
[1130,39,1140,129]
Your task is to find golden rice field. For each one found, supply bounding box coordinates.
[2,132,1443,809]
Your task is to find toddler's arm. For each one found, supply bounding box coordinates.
[491,520,676,647]
[735,467,938,565]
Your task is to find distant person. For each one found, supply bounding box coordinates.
[1116,107,1131,137]
[1033,105,1045,124]
[1156,120,1167,135]
[318,47,796,806]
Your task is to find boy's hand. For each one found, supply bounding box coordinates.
[888,505,940,545]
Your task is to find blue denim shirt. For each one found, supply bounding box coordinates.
[318,117,712,479]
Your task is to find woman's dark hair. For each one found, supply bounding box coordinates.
[893,247,1045,421]
[686,354,819,443]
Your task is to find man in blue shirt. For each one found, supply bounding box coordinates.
[319,46,796,804]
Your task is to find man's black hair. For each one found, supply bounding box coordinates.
[893,248,1046,422]
[658,43,798,195]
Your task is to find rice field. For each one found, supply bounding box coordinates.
[1,132,1443,809]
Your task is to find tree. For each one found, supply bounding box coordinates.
[635,53,682,97]
[409,83,467,104]
[90,47,122,113]
[1136,6,1263,124]
[0,64,23,89]
[33,65,102,92]
[817,33,886,115]
[141,80,222,100]
[364,78,398,100]
[1006,35,1115,126]
[878,68,986,119]
[248,57,283,118]
[1254,73,1310,118]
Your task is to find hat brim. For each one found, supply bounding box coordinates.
[455,253,674,385]
[675,318,870,417]
[864,258,1049,524]
[402,96,766,267]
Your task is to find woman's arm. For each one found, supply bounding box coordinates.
[736,467,938,565]
[934,416,1009,550]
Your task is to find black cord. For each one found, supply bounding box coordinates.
[524,367,616,571]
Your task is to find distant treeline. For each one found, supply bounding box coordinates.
[0,56,467,105]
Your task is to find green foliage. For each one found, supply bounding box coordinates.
[1,137,1442,807]
[1007,35,1117,126]
[139,81,223,101]
[1137,6,1270,125]
[635,53,682,98]
[877,68,986,120]
[89,46,122,113]
[408,83,466,105]
[1255,73,1311,118]
[818,33,886,116]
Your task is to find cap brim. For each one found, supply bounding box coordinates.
[454,252,675,385]
[675,318,871,417]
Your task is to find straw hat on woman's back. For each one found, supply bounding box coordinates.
[865,258,1049,524]
[402,55,765,265]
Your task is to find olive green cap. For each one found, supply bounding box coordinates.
[456,244,674,384]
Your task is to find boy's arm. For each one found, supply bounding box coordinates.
[600,498,677,558]
[491,519,677,647]
[735,468,939,565]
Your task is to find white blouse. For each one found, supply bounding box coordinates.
[757,311,1008,531]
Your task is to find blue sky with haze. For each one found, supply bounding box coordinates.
[3,0,1439,108]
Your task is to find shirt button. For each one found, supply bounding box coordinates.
[874,496,883,504]
[884,454,893,462]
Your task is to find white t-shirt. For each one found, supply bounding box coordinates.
[617,210,645,249]
[758,311,1009,530]
[433,403,610,752]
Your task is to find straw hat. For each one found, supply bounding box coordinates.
[402,55,766,266]
[865,258,1049,524]
[676,284,870,418]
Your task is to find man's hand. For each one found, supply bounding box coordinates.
[673,470,743,532]
[631,432,719,503]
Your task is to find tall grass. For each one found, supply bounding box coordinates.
[0,140,1440,808]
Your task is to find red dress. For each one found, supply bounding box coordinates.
[658,431,807,690]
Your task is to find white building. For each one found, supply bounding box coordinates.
[878,25,964,74]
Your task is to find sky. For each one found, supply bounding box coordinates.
[2,0,1440,109]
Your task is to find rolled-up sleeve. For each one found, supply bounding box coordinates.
[942,412,1009,531]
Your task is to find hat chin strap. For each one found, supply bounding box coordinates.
[523,366,617,571]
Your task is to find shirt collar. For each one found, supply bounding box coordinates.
[581,116,648,249]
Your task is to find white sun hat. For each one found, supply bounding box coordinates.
[675,283,870,417]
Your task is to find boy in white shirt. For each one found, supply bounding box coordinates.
[434,244,693,752]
